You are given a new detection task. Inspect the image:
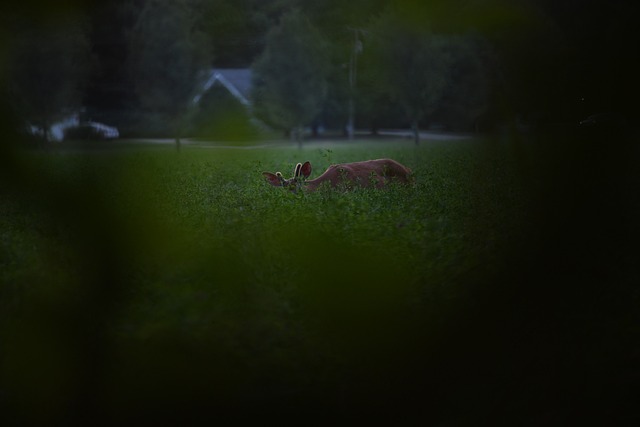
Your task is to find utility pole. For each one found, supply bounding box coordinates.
[347,27,363,140]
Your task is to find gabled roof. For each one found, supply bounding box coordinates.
[193,68,252,106]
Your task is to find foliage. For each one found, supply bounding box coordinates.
[435,33,496,131]
[366,11,496,141]
[252,10,330,143]
[128,0,212,141]
[370,14,450,136]
[1,134,639,423]
[0,138,518,422]
[6,15,91,140]
[197,0,288,66]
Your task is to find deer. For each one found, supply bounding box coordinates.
[262,159,412,192]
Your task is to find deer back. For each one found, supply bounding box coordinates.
[306,159,412,191]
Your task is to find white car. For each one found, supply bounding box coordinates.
[26,115,119,141]
[63,120,120,140]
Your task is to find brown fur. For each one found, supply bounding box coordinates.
[264,159,412,192]
[305,159,412,191]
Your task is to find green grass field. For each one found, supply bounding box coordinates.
[1,136,638,424]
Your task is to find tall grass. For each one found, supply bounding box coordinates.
[1,136,637,424]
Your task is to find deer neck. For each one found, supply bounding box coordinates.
[302,179,318,192]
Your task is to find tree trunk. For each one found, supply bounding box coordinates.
[42,118,52,149]
[175,114,183,152]
[412,120,420,145]
[296,125,303,149]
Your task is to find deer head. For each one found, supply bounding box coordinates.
[263,161,312,192]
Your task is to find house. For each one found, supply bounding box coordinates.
[191,68,269,139]
[193,68,252,107]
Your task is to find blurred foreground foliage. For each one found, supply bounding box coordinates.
[1,130,639,425]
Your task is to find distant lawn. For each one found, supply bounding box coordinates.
[1,136,637,424]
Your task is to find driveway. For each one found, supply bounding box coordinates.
[375,129,473,140]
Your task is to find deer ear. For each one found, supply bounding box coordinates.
[300,161,312,178]
[294,163,302,178]
[263,172,283,187]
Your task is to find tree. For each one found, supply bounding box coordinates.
[128,0,211,146]
[368,14,453,145]
[7,16,91,142]
[435,33,495,132]
[83,1,143,128]
[252,10,329,146]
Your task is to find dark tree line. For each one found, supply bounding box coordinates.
[2,0,636,142]
[5,11,91,141]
